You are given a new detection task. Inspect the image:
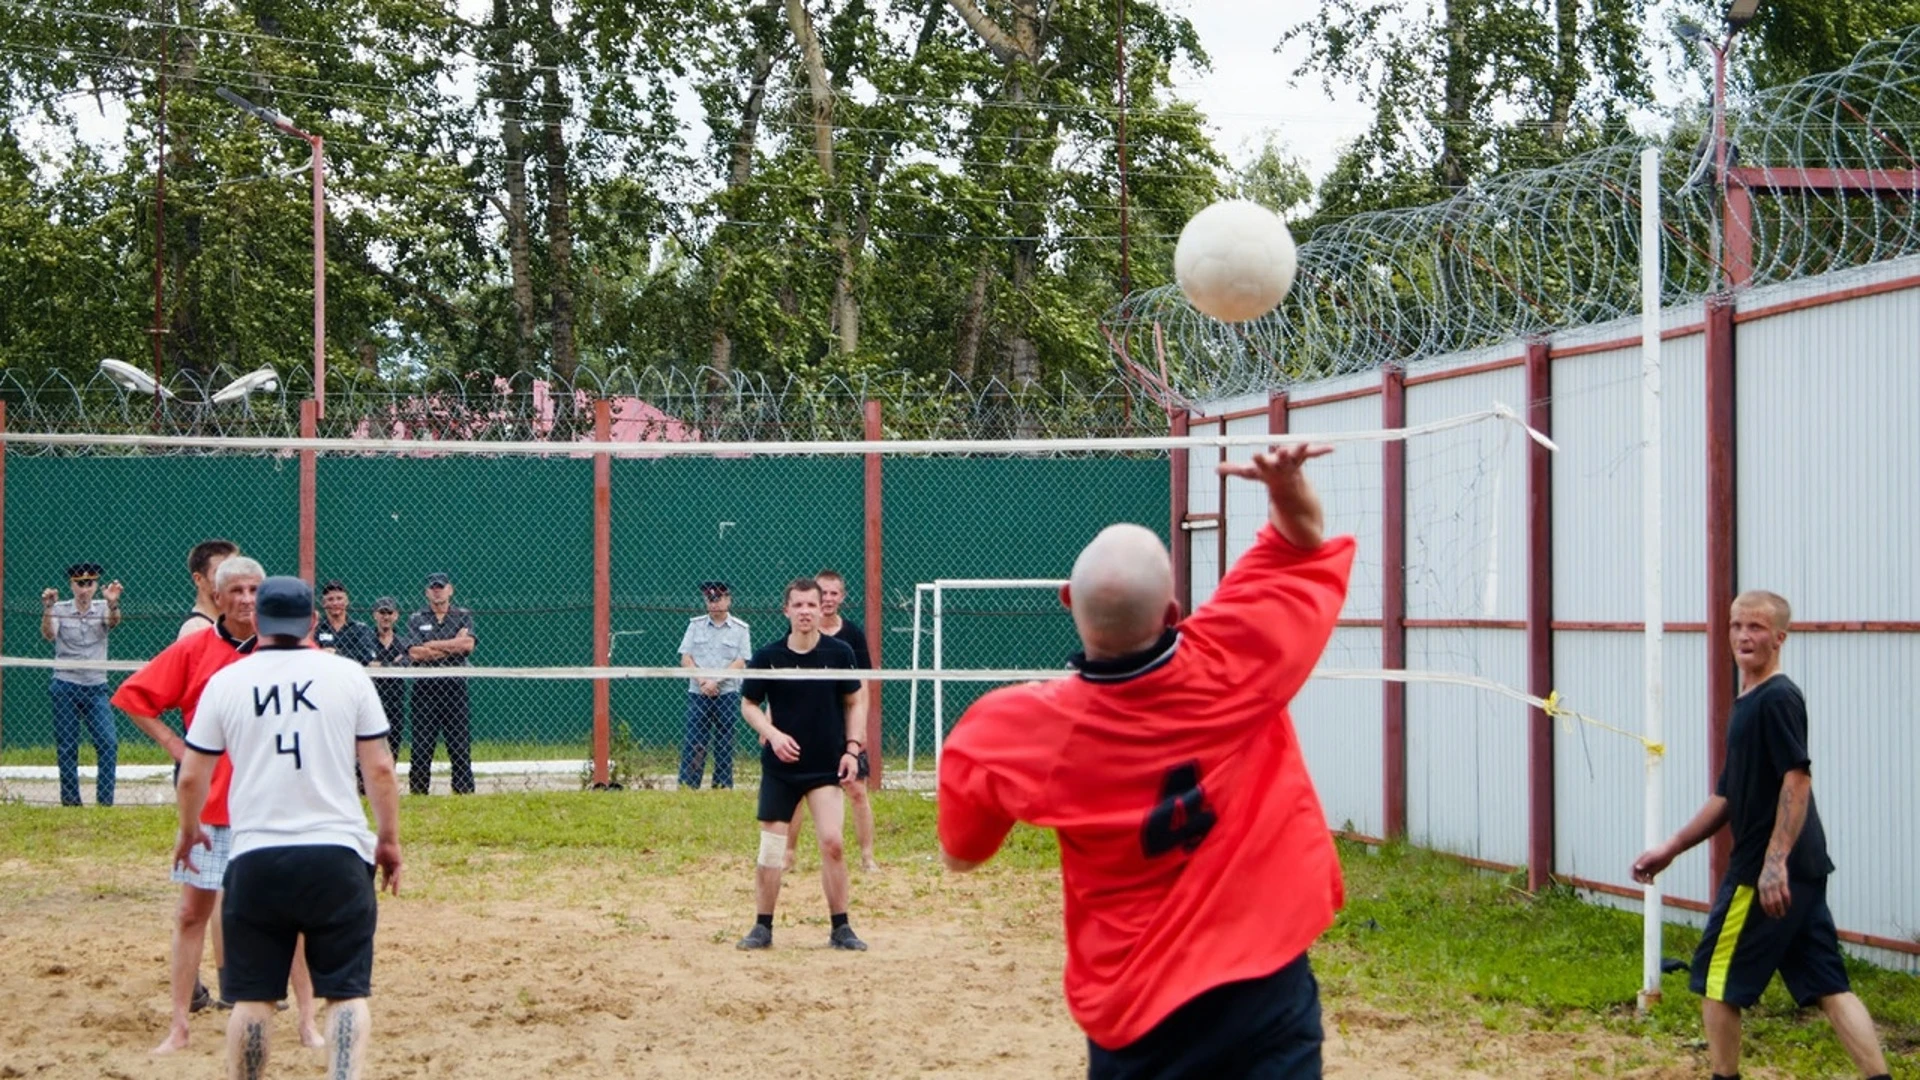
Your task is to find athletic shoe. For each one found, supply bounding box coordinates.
[829,924,868,951]
[736,924,773,950]
[190,980,213,1013]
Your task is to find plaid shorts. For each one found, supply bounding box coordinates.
[170,825,233,892]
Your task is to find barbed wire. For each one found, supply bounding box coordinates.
[0,364,1169,450]
[1104,25,1920,399]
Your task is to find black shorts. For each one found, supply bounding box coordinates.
[221,845,379,1003]
[1088,952,1322,1080]
[1689,875,1850,1007]
[758,768,840,824]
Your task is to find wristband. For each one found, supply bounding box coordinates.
[845,740,864,752]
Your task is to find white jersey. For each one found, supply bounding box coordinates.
[187,645,390,863]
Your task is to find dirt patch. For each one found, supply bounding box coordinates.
[0,854,1717,1078]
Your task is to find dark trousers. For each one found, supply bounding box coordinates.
[50,679,116,806]
[376,680,407,762]
[410,677,472,795]
[679,691,741,790]
[357,680,409,793]
[1087,952,1323,1080]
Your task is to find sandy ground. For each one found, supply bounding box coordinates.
[0,850,1713,1079]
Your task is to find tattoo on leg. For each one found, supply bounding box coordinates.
[242,1020,268,1080]
[332,1008,356,1080]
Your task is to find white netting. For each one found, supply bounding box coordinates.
[0,408,1607,805]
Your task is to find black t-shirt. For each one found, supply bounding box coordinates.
[1716,674,1832,884]
[827,618,872,669]
[741,635,859,781]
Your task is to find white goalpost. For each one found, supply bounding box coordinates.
[905,578,1067,783]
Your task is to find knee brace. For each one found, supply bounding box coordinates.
[757,830,786,869]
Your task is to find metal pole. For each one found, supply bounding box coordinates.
[312,135,326,420]
[1638,146,1666,1013]
[151,33,167,430]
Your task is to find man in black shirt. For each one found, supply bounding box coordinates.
[407,572,478,795]
[315,581,377,664]
[1633,591,1889,1080]
[735,578,867,952]
[784,568,881,873]
[366,596,411,765]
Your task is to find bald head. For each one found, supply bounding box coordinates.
[1067,524,1177,658]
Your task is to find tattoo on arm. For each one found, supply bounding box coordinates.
[1766,776,1810,868]
[242,1019,269,1080]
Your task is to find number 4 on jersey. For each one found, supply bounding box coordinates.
[1141,761,1216,857]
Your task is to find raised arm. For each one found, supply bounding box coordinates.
[1217,443,1331,550]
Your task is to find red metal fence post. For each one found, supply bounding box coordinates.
[1382,369,1408,839]
[1526,340,1556,891]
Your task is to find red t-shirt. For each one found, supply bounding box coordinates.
[111,622,253,827]
[938,525,1356,1049]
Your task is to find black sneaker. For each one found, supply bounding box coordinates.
[736,924,773,950]
[829,924,868,951]
[190,980,213,1013]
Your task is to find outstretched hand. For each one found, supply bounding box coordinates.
[1216,443,1334,549]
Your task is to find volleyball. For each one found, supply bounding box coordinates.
[1173,199,1298,323]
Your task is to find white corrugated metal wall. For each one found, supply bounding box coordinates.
[1184,257,1920,972]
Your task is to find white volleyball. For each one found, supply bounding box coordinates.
[1173,199,1298,323]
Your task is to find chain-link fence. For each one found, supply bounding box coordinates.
[0,370,1172,803]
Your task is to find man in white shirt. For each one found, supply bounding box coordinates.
[174,577,403,1080]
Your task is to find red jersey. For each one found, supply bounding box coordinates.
[938,526,1355,1048]
[111,621,254,827]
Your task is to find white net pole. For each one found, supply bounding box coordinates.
[908,584,926,780]
[1639,145,1667,1012]
[932,583,945,782]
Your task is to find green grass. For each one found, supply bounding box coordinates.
[0,794,1911,1076]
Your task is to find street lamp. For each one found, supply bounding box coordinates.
[1676,1,1765,287]
[216,86,327,420]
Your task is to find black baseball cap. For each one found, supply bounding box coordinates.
[425,571,452,587]
[66,562,103,581]
[320,580,347,596]
[255,576,315,638]
[373,595,400,613]
[699,580,730,599]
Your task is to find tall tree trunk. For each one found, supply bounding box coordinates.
[1545,0,1581,150]
[1004,3,1042,393]
[786,0,857,355]
[710,1,782,379]
[1439,0,1474,191]
[536,0,575,384]
[954,253,991,380]
[492,0,536,373]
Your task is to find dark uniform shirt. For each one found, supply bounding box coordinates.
[315,617,376,665]
[826,618,872,670]
[741,635,859,784]
[408,606,477,668]
[1717,674,1833,884]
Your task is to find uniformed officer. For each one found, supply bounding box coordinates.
[677,580,752,790]
[406,572,477,795]
[314,581,376,664]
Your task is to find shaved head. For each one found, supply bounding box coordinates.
[1067,524,1177,658]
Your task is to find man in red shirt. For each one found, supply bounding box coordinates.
[939,443,1352,1079]
[116,556,320,1055]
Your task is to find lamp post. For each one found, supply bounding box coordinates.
[217,87,326,420]
[1707,1,1763,288]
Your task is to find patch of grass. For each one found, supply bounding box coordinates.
[0,797,1909,1076]
[1325,839,1920,1076]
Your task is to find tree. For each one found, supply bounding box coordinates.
[1285,0,1652,222]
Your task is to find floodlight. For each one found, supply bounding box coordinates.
[1725,0,1762,30]
[210,367,280,404]
[98,358,174,399]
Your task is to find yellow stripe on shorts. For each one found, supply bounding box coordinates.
[1705,884,1755,1001]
